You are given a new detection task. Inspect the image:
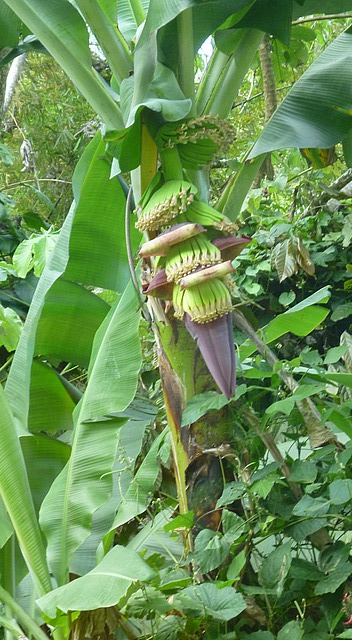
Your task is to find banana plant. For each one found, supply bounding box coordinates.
[1,0,352,637]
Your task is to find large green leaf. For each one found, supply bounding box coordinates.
[234,0,293,45]
[138,0,255,49]
[249,27,352,158]
[79,280,142,421]
[239,287,331,360]
[5,203,77,433]
[128,509,184,562]
[6,134,135,432]
[34,279,109,369]
[0,385,52,595]
[292,0,352,18]
[39,416,126,586]
[121,61,192,127]
[39,282,141,585]
[0,0,21,47]
[70,416,153,575]
[28,361,76,433]
[65,134,141,291]
[37,545,156,618]
[3,0,124,129]
[117,0,149,43]
[173,583,247,621]
[0,304,22,351]
[21,434,71,513]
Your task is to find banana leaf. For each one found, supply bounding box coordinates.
[37,545,156,619]
[28,361,76,433]
[6,133,136,432]
[137,0,255,49]
[65,133,141,291]
[293,1,352,18]
[70,416,152,575]
[39,282,142,585]
[0,0,22,47]
[34,279,109,369]
[249,26,352,157]
[21,434,71,513]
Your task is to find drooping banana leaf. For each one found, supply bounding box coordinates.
[80,281,142,422]
[110,428,166,530]
[233,0,293,45]
[249,26,352,158]
[39,281,142,586]
[36,545,156,620]
[70,415,153,575]
[137,0,256,50]
[292,0,352,18]
[5,201,77,434]
[128,508,184,563]
[34,279,110,369]
[6,133,135,432]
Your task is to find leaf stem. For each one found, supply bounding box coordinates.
[204,29,263,118]
[0,585,49,640]
[0,614,24,640]
[129,0,146,25]
[177,8,196,115]
[160,146,183,182]
[74,0,132,84]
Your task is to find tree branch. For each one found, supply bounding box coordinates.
[232,309,340,448]
[293,13,352,25]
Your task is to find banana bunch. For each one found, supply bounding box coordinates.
[156,115,234,170]
[135,118,248,397]
[136,180,196,231]
[173,278,233,324]
[165,235,221,283]
[136,176,251,397]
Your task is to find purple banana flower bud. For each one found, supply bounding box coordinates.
[184,312,236,399]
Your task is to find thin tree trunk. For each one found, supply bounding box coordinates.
[253,34,277,185]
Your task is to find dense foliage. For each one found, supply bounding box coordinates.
[1,2,352,640]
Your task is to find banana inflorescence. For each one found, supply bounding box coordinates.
[136,116,250,398]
